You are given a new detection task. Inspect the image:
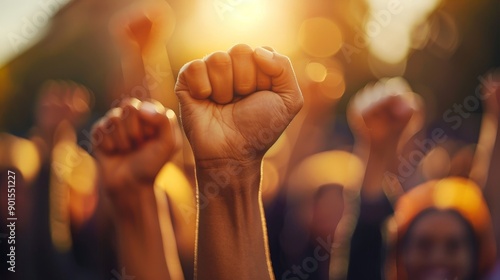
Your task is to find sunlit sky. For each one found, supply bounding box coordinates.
[0,0,70,66]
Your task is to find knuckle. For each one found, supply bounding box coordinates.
[184,59,206,76]
[205,52,232,68]
[229,44,253,56]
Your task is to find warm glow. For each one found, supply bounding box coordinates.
[305,62,328,82]
[67,148,97,195]
[155,163,194,210]
[433,177,489,230]
[262,160,280,201]
[364,0,442,65]
[265,132,291,160]
[288,151,364,193]
[298,17,343,58]
[155,162,196,266]
[214,0,266,25]
[50,140,74,253]
[171,0,297,69]
[6,135,41,183]
[321,69,346,100]
[420,146,451,180]
[368,26,411,64]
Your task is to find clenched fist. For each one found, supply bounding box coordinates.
[175,44,303,166]
[109,1,175,55]
[348,77,423,150]
[92,99,181,196]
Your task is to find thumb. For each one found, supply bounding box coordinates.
[253,47,303,113]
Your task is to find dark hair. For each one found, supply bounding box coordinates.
[401,207,480,280]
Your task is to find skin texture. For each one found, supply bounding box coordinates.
[175,44,303,280]
[92,99,181,280]
[403,210,476,280]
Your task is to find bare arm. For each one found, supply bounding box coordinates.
[109,1,176,107]
[195,160,272,279]
[348,78,423,200]
[92,100,181,279]
[470,71,500,254]
[176,44,303,279]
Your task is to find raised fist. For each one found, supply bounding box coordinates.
[35,80,92,138]
[481,69,500,117]
[175,44,303,166]
[109,1,175,55]
[348,77,423,149]
[92,99,181,196]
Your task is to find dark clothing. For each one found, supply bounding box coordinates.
[346,195,393,280]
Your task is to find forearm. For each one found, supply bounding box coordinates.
[142,45,175,107]
[470,112,498,187]
[195,159,274,280]
[357,142,398,200]
[112,188,171,280]
[483,127,500,253]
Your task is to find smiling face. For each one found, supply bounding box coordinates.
[402,209,478,280]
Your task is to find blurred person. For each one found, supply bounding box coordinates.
[346,77,424,280]
[175,44,303,279]
[30,81,104,280]
[108,0,196,279]
[470,69,500,280]
[109,3,191,278]
[30,80,92,164]
[264,57,346,280]
[283,183,345,280]
[108,0,176,110]
[375,71,499,280]
[92,98,181,279]
[0,80,108,280]
[386,177,496,280]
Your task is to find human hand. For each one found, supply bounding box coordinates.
[481,70,500,117]
[35,80,91,139]
[109,0,175,55]
[348,77,423,151]
[175,44,303,167]
[92,99,181,197]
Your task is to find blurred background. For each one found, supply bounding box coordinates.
[1,0,499,138]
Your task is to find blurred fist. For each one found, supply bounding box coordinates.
[35,80,92,136]
[92,99,181,194]
[348,77,423,149]
[481,69,500,117]
[175,44,303,165]
[109,0,175,54]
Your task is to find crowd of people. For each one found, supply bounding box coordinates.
[1,1,499,280]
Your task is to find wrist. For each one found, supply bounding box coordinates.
[194,156,263,170]
[195,158,263,199]
[105,183,157,220]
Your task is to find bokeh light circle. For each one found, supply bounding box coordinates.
[298,17,343,58]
